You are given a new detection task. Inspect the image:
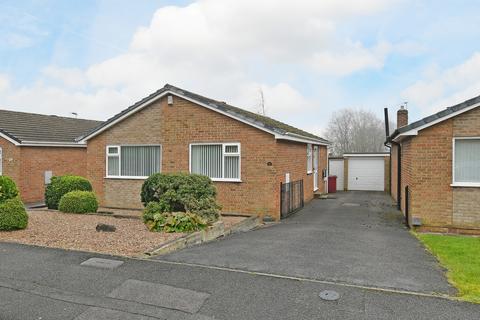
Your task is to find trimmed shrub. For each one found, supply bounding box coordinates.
[45,175,93,209]
[141,173,220,223]
[0,176,19,203]
[58,191,98,214]
[0,197,28,230]
[144,210,207,233]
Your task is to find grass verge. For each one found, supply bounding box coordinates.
[416,233,480,303]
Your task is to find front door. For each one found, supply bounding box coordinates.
[313,145,319,191]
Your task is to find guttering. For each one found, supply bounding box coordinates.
[19,141,87,148]
[343,153,390,157]
[278,132,330,146]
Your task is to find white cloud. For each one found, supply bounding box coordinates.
[0,0,399,126]
[403,52,480,113]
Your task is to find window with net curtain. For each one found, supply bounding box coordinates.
[107,145,161,177]
[454,139,480,184]
[190,144,240,180]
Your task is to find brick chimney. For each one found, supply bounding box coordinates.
[397,105,408,128]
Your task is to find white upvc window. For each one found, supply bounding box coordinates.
[106,145,161,179]
[190,143,241,182]
[307,144,313,174]
[452,137,480,187]
[0,147,2,175]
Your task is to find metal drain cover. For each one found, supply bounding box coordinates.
[342,203,360,207]
[80,258,124,269]
[319,290,340,301]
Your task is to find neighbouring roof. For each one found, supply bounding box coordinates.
[0,109,102,145]
[389,94,480,141]
[79,84,329,145]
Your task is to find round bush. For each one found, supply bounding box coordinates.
[141,173,220,223]
[58,191,98,214]
[0,198,28,231]
[45,175,93,209]
[0,176,19,203]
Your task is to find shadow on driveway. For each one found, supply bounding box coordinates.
[158,191,455,295]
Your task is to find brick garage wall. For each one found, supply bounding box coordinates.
[404,120,454,229]
[0,137,21,188]
[19,146,87,203]
[451,107,480,229]
[384,155,391,193]
[87,95,280,218]
[1,137,87,203]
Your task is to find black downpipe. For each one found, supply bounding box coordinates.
[384,108,392,194]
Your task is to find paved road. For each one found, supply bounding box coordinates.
[0,242,479,320]
[0,192,478,319]
[159,192,454,294]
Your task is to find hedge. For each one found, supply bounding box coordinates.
[0,198,28,231]
[45,175,92,209]
[0,176,19,203]
[141,173,220,223]
[58,191,98,214]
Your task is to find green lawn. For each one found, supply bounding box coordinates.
[417,233,480,303]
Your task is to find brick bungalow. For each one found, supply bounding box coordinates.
[387,95,480,234]
[78,84,329,220]
[0,110,102,204]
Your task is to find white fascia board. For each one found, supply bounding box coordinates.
[0,132,20,146]
[394,102,480,142]
[343,153,390,157]
[280,132,330,146]
[79,89,327,146]
[20,141,87,148]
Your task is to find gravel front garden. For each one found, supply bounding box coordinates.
[0,209,245,257]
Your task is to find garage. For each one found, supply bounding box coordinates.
[328,153,389,192]
[347,156,385,191]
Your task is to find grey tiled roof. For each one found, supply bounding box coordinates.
[80,84,329,144]
[0,109,102,143]
[389,94,480,140]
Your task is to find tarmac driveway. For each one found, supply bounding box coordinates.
[158,192,454,295]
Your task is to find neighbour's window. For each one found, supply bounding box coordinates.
[190,143,241,181]
[106,145,161,178]
[307,144,313,173]
[454,138,480,185]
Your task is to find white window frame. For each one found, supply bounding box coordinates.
[452,137,480,187]
[189,142,241,182]
[105,144,162,179]
[307,143,313,174]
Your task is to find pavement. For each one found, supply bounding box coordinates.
[159,191,454,294]
[0,191,479,319]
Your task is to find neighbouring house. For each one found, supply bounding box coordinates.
[387,95,480,234]
[0,110,102,204]
[78,84,329,220]
[328,153,390,192]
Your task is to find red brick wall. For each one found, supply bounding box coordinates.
[0,137,21,187]
[19,146,87,203]
[0,137,88,203]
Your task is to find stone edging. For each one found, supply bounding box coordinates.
[142,215,262,257]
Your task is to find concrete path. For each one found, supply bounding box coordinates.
[158,191,454,295]
[0,242,479,320]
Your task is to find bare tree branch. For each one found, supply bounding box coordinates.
[324,108,389,155]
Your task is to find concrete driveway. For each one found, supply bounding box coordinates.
[158,192,454,295]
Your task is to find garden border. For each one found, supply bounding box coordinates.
[142,215,262,257]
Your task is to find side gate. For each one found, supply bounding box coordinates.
[280,179,304,219]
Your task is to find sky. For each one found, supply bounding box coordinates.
[1,0,480,137]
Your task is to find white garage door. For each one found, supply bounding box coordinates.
[328,159,344,191]
[348,157,384,191]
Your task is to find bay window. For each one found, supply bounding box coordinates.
[106,145,161,178]
[190,143,241,181]
[453,138,480,186]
